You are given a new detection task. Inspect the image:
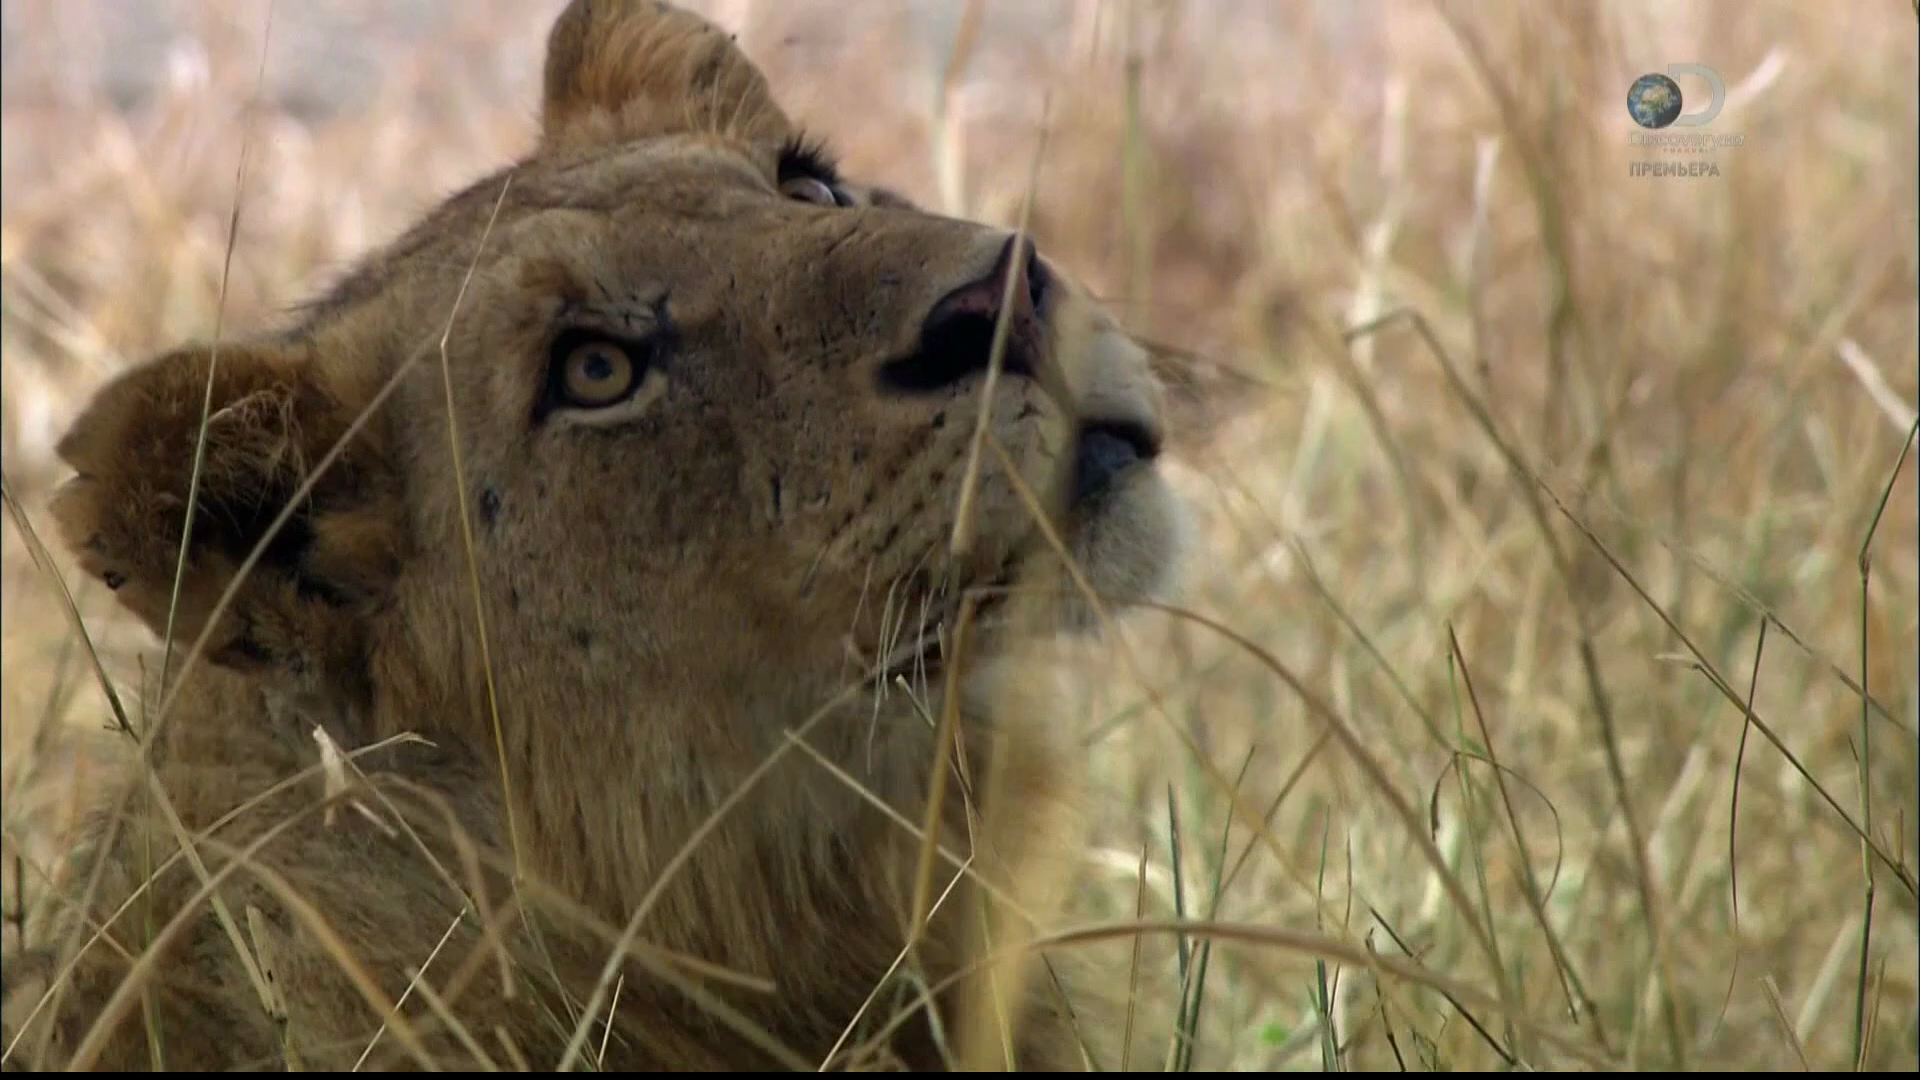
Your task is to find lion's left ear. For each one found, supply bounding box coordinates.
[50,342,407,683]
[540,0,793,149]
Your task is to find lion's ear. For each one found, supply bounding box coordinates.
[50,342,405,680]
[540,0,793,149]
[1142,339,1273,456]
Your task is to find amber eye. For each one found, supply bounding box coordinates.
[780,175,846,207]
[558,337,640,408]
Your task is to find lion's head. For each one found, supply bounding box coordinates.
[47,0,1186,908]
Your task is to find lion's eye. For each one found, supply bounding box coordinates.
[781,175,847,208]
[558,338,641,408]
[536,328,668,425]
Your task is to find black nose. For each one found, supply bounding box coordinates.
[1070,421,1160,506]
[879,235,1051,394]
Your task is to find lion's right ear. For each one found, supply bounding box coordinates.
[1141,339,1274,454]
[50,343,406,680]
[540,0,794,149]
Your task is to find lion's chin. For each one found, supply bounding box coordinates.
[868,445,1186,693]
[1056,460,1188,630]
[959,459,1189,658]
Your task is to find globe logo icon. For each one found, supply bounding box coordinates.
[1628,73,1684,129]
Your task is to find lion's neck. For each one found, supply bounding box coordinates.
[160,651,1074,1047]
[348,628,1068,986]
[500,684,960,973]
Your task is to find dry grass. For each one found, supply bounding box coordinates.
[3,0,1917,1070]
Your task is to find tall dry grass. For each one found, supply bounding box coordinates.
[2,0,1916,1070]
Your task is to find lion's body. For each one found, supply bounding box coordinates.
[9,661,1093,1071]
[3,1,1186,1070]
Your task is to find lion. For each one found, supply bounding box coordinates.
[2,0,1196,1070]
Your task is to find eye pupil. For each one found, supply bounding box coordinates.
[552,335,646,411]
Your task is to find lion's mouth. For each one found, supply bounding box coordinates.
[859,417,1163,688]
[866,562,1021,688]
[1070,418,1161,508]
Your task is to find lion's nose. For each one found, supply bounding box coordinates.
[879,234,1051,394]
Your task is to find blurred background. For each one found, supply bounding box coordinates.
[2,0,1916,1069]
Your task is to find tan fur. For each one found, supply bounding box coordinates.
[2,1,1190,1070]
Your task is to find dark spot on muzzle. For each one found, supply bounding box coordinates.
[1070,421,1160,507]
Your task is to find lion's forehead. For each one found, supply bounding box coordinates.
[294,139,785,337]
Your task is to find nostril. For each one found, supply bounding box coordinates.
[886,310,1031,393]
[1023,243,1051,316]
[878,235,1045,395]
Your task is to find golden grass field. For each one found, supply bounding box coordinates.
[2,0,1916,1070]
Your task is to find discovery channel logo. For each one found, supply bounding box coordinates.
[1628,66,1723,129]
[1626,64,1744,176]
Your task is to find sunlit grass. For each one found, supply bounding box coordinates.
[2,0,1916,1069]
